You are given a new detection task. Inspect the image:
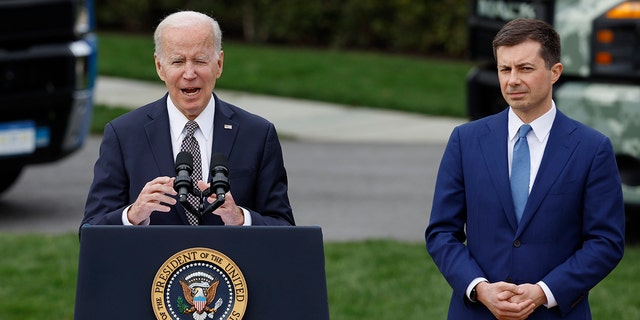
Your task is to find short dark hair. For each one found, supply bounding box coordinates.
[492,18,561,69]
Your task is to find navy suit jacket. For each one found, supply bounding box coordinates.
[83,93,294,226]
[426,109,624,319]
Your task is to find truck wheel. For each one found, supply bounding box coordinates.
[625,204,640,245]
[0,166,23,195]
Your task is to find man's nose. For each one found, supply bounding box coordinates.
[183,63,197,79]
[508,70,521,86]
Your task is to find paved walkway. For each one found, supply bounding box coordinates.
[95,76,465,144]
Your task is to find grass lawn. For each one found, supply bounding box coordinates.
[97,32,472,118]
[0,234,637,319]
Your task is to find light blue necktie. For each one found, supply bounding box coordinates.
[511,124,532,223]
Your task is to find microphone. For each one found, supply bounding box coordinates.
[210,153,230,201]
[202,153,230,215]
[174,151,194,203]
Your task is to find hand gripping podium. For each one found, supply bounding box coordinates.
[74,225,330,320]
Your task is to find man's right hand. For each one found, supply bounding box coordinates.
[128,177,177,225]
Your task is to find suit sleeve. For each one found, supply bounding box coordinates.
[541,136,624,316]
[245,123,295,226]
[82,122,130,226]
[425,127,486,298]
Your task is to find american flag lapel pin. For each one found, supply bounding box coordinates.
[224,124,233,130]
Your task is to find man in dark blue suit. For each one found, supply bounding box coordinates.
[82,11,294,227]
[426,19,624,319]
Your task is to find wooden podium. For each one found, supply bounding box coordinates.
[74,225,330,319]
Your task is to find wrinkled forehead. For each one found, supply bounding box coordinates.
[159,26,216,57]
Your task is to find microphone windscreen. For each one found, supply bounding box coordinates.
[176,151,193,167]
[211,153,228,168]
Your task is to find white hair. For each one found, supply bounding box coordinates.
[154,11,222,59]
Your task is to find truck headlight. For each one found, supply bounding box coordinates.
[74,0,94,36]
[69,40,91,90]
[591,1,640,79]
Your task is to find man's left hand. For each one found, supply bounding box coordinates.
[197,181,245,226]
[509,283,547,310]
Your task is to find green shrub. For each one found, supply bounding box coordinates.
[95,0,469,57]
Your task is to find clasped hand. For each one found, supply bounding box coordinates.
[128,176,244,225]
[476,281,547,320]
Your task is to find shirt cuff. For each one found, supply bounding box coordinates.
[240,207,252,226]
[122,204,249,226]
[466,277,488,300]
[537,281,558,308]
[121,205,150,226]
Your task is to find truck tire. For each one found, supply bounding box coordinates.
[0,166,23,195]
[625,204,640,245]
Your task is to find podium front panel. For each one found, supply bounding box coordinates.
[74,225,329,320]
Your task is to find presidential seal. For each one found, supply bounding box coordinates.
[152,247,248,320]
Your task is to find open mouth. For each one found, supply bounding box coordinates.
[181,87,201,96]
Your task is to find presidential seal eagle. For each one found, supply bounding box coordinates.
[179,276,222,320]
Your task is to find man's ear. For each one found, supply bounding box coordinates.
[216,50,224,79]
[550,62,563,84]
[154,53,165,81]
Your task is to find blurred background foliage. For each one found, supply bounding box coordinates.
[95,0,468,58]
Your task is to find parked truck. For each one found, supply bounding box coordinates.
[0,0,97,194]
[467,0,640,217]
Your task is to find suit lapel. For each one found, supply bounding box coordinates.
[517,111,579,234]
[479,110,519,230]
[211,94,239,163]
[143,94,190,224]
[143,95,175,177]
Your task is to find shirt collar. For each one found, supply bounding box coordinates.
[508,101,556,143]
[167,94,215,143]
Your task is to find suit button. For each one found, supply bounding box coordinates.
[513,240,521,247]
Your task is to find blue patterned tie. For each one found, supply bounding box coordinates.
[511,124,532,223]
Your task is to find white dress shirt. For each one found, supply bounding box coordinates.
[167,96,214,181]
[467,102,558,308]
